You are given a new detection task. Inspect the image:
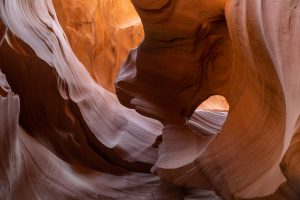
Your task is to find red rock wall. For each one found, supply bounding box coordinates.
[0,0,300,200]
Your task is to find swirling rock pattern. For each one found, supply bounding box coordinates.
[0,0,300,200]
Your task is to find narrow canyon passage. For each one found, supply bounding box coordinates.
[1,0,300,200]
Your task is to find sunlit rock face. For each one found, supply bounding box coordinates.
[53,0,144,92]
[1,0,300,200]
[198,96,229,111]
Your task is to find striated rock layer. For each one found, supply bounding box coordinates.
[1,0,300,200]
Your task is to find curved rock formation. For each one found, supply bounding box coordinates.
[1,0,300,200]
[117,0,300,198]
[53,0,144,92]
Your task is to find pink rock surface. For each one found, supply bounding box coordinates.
[0,0,300,199]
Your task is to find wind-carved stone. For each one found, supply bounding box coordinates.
[116,0,232,169]
[116,0,300,199]
[1,0,300,199]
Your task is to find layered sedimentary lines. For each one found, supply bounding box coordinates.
[0,0,300,200]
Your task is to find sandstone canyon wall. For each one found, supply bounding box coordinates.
[0,0,300,200]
